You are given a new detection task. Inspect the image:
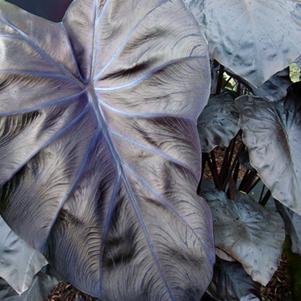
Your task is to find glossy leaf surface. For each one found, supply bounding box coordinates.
[237,83,301,215]
[203,190,285,285]
[0,0,214,300]
[186,0,301,86]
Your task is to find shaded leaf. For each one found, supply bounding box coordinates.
[203,190,285,285]
[0,0,214,300]
[210,60,220,94]
[187,0,301,86]
[236,83,301,215]
[197,91,239,152]
[6,0,72,22]
[251,68,292,102]
[0,268,58,301]
[0,216,47,294]
[208,259,261,301]
[215,248,235,263]
[277,203,301,255]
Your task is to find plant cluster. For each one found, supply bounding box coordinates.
[0,0,300,300]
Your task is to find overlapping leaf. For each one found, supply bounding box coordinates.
[0,0,214,300]
[236,83,301,215]
[7,0,72,21]
[207,259,260,301]
[197,91,239,152]
[203,190,285,285]
[0,268,58,301]
[185,0,301,86]
[0,217,47,294]
[277,203,301,255]
[251,68,292,102]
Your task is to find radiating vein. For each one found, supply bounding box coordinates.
[94,55,205,94]
[44,129,101,250]
[0,18,83,88]
[0,104,90,185]
[0,68,72,81]
[110,129,195,178]
[89,87,177,300]
[93,0,169,80]
[99,173,121,294]
[121,171,177,301]
[124,163,214,262]
[0,90,86,117]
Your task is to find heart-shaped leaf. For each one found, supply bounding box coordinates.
[203,190,285,285]
[0,217,47,294]
[197,91,239,152]
[207,259,260,301]
[0,0,214,300]
[236,83,301,215]
[185,0,301,87]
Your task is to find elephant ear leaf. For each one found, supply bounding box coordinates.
[0,0,214,300]
[0,217,47,295]
[187,0,301,86]
[236,83,301,215]
[208,259,261,301]
[197,91,239,152]
[203,190,285,285]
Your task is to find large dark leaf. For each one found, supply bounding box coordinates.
[0,217,47,294]
[203,190,285,285]
[185,0,301,86]
[197,91,239,152]
[0,0,214,300]
[236,83,301,215]
[207,259,260,301]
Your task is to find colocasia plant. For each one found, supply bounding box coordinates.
[0,0,300,301]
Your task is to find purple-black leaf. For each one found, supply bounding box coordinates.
[0,0,214,300]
